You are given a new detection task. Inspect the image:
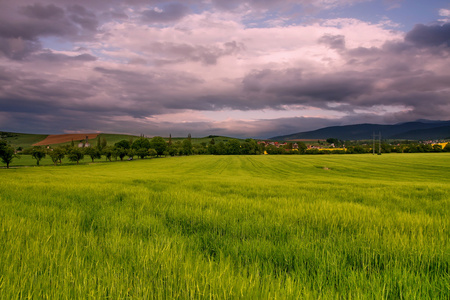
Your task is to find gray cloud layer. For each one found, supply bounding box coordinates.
[1,1,450,137]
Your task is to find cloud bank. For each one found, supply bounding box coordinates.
[0,0,449,138]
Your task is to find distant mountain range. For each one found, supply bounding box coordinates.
[270,120,450,141]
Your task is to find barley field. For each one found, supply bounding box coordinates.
[0,154,449,299]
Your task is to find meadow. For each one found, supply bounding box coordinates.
[0,154,449,298]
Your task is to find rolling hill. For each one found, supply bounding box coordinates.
[270,120,450,141]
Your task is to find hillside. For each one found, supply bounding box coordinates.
[270,120,450,141]
[0,132,48,149]
[0,131,238,149]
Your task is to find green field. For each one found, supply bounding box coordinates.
[0,132,48,149]
[0,154,449,298]
[0,131,237,150]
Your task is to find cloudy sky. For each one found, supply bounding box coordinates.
[1,0,449,138]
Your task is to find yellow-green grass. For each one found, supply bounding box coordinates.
[0,154,449,298]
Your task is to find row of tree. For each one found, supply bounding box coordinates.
[2,135,450,168]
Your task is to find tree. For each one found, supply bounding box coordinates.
[0,140,18,168]
[68,147,84,165]
[168,146,178,156]
[85,147,101,162]
[101,137,107,149]
[54,147,66,164]
[326,138,339,146]
[136,148,148,159]
[182,139,192,155]
[148,148,157,157]
[102,146,113,161]
[432,144,443,152]
[215,142,226,155]
[127,148,136,160]
[111,147,120,161]
[31,147,46,166]
[226,139,241,155]
[48,147,65,166]
[241,139,258,155]
[115,140,131,149]
[168,134,172,147]
[297,142,307,154]
[113,147,127,161]
[150,136,167,157]
[132,137,151,150]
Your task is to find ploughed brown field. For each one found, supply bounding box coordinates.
[33,133,99,146]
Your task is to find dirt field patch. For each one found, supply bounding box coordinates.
[33,134,100,146]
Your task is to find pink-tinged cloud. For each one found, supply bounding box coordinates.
[0,0,449,137]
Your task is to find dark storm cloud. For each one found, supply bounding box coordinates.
[405,23,450,48]
[242,69,374,106]
[141,3,190,23]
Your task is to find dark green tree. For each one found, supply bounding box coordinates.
[102,146,113,161]
[148,148,157,157]
[54,147,66,164]
[31,147,46,166]
[168,146,178,156]
[432,144,443,152]
[113,147,127,161]
[127,148,136,160]
[215,142,226,155]
[48,147,66,165]
[85,147,101,162]
[132,137,151,150]
[182,139,192,155]
[101,137,107,149]
[150,136,167,157]
[136,148,148,159]
[297,142,307,154]
[0,140,18,168]
[241,139,258,155]
[68,147,84,165]
[115,140,131,149]
[226,139,241,155]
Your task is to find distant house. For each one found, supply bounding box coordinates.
[78,136,91,148]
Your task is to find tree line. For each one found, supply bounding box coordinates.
[1,135,450,168]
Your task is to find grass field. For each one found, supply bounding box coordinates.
[0,132,48,149]
[0,154,449,298]
[1,131,238,149]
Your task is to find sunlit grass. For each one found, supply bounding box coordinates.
[1,154,449,298]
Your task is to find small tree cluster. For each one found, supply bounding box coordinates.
[0,139,18,168]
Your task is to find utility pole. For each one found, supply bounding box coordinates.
[373,132,381,155]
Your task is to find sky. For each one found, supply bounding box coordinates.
[0,0,449,138]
